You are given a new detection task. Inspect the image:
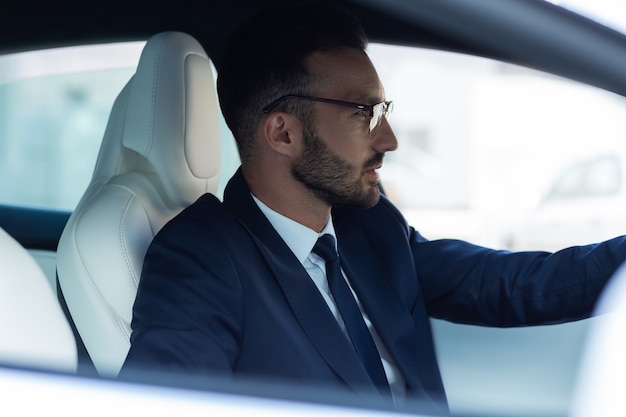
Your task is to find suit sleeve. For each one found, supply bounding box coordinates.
[410,230,626,327]
[120,198,243,379]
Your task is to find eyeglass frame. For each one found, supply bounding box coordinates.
[261,95,393,136]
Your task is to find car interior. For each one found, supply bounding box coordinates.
[2,1,626,416]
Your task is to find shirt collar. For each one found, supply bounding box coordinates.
[251,194,336,264]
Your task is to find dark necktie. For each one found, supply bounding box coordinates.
[313,234,390,394]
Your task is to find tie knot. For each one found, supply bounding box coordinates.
[312,234,338,263]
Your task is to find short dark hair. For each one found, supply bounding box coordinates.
[217,5,368,162]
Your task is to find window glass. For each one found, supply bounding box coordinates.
[369,44,626,250]
[0,42,240,211]
[0,43,143,210]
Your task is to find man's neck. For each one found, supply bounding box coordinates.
[243,166,331,233]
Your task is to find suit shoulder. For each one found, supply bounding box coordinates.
[156,193,237,241]
[374,195,409,224]
[179,193,227,218]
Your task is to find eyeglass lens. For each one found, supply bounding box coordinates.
[370,102,393,134]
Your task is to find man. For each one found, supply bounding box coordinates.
[121,5,626,414]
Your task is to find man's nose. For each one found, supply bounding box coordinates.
[372,117,398,153]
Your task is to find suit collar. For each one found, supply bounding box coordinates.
[250,192,337,265]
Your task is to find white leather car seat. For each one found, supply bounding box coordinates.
[56,31,221,377]
[0,227,77,372]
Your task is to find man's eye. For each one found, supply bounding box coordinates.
[356,109,369,117]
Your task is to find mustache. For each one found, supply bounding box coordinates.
[364,153,384,170]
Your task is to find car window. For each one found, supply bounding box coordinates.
[0,42,240,212]
[369,43,626,249]
[368,43,626,417]
[0,43,142,210]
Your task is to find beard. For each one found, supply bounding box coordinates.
[291,124,383,208]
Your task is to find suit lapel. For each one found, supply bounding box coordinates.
[222,170,380,398]
[332,210,426,395]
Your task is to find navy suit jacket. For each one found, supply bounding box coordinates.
[122,168,626,412]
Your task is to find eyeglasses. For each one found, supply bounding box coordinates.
[262,95,393,136]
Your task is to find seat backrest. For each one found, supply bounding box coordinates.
[0,227,77,372]
[56,31,221,377]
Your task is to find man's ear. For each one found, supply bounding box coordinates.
[262,112,303,157]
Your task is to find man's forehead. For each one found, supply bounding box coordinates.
[305,48,385,102]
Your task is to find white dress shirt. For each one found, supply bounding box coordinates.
[251,195,406,404]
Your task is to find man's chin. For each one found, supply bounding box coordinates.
[354,188,381,209]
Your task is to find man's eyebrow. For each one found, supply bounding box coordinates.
[351,95,385,105]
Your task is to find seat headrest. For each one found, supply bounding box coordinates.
[117,31,221,206]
